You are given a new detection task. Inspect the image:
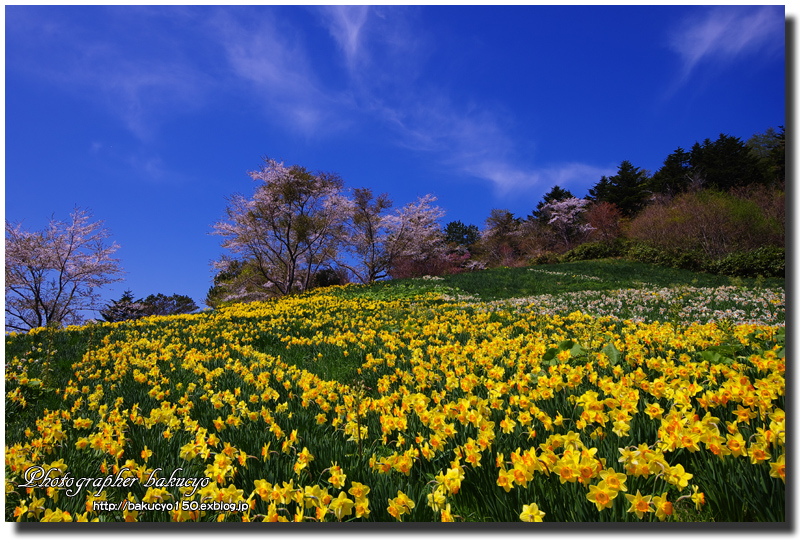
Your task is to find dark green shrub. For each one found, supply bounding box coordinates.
[623,241,661,264]
[708,246,785,278]
[313,267,345,288]
[528,252,559,265]
[624,242,706,272]
[559,239,630,262]
[624,241,785,278]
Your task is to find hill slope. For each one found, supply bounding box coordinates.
[5,260,785,522]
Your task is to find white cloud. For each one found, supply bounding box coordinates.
[321,5,370,70]
[10,7,612,195]
[124,152,191,186]
[313,7,611,197]
[212,9,356,137]
[463,160,615,198]
[669,6,784,82]
[361,88,613,197]
[7,8,212,140]
[100,61,209,139]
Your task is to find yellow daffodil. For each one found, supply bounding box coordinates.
[652,492,673,521]
[328,463,346,488]
[691,485,705,511]
[519,503,545,522]
[587,481,617,511]
[769,454,786,483]
[329,491,355,521]
[625,490,652,519]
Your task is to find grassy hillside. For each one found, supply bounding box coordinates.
[335,260,785,328]
[352,260,785,301]
[6,260,785,522]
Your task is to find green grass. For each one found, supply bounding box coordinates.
[333,259,784,301]
[5,324,117,443]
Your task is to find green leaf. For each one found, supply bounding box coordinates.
[601,342,620,365]
[706,344,738,357]
[700,349,734,365]
[558,340,576,351]
[569,343,586,358]
[542,347,559,363]
[775,327,785,345]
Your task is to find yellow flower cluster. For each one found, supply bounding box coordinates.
[5,285,785,521]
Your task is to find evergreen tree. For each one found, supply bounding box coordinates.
[587,176,613,202]
[529,185,575,221]
[140,293,199,317]
[444,220,480,248]
[102,290,198,321]
[605,160,649,217]
[649,147,691,196]
[690,134,765,190]
[748,126,785,184]
[100,289,145,322]
[206,260,247,308]
[746,127,781,160]
[769,126,785,184]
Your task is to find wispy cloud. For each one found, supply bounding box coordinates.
[9,6,612,195]
[98,61,208,139]
[316,7,610,197]
[668,6,784,83]
[462,159,615,197]
[212,9,357,137]
[7,7,213,140]
[131,155,171,184]
[321,5,370,70]
[365,94,614,197]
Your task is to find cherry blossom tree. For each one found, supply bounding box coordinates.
[335,187,393,284]
[5,207,124,331]
[211,158,345,300]
[383,194,447,278]
[336,190,447,283]
[540,197,594,251]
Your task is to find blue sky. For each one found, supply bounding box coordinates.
[5,5,786,313]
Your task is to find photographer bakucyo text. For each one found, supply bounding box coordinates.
[19,466,211,498]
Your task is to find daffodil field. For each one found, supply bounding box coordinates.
[5,265,785,522]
